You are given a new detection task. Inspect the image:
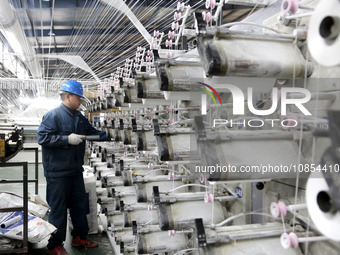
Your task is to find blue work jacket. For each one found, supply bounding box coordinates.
[37,104,107,177]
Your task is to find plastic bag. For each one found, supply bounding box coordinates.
[0,211,56,243]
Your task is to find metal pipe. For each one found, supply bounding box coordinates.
[83,135,100,140]
[287,203,307,212]
[298,236,328,243]
[285,12,315,20]
[228,229,285,241]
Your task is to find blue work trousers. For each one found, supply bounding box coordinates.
[46,174,89,250]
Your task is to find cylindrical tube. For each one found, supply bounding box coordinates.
[197,34,313,78]
[1,215,22,229]
[84,135,100,140]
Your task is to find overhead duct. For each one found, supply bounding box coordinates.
[0,1,42,78]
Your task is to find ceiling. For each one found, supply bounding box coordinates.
[7,0,263,89]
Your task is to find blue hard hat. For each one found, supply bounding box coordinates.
[60,80,84,98]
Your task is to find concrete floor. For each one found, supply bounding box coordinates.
[0,163,113,255]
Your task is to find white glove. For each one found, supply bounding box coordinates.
[68,133,84,145]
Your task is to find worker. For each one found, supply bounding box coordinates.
[37,80,107,255]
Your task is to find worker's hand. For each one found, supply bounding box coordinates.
[68,133,84,145]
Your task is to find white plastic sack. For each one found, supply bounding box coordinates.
[0,237,22,251]
[0,211,56,243]
[83,167,98,234]
[0,192,49,218]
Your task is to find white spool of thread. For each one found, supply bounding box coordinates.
[177,2,185,12]
[270,201,307,218]
[281,232,329,249]
[307,0,340,66]
[168,31,176,40]
[200,174,207,184]
[153,30,160,37]
[281,0,298,14]
[204,193,214,203]
[202,11,212,23]
[280,114,299,131]
[172,21,179,30]
[205,0,216,9]
[165,39,173,48]
[168,173,175,180]
[306,170,340,241]
[174,12,182,21]
[168,230,176,236]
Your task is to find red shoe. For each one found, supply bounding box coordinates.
[71,236,98,249]
[49,244,69,255]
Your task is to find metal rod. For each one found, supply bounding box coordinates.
[23,147,39,195]
[285,12,314,20]
[23,161,28,251]
[0,207,24,212]
[84,135,101,140]
[34,148,39,195]
[287,203,307,212]
[298,236,329,243]
[0,179,38,183]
